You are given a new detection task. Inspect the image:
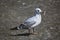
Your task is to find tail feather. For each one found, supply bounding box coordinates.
[10,24,29,30]
[17,24,29,29]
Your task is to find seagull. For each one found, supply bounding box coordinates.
[12,8,42,34]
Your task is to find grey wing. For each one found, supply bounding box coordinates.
[23,16,36,27]
[24,21,36,27]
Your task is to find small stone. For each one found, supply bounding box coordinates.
[50,27,53,29]
[5,6,8,7]
[22,3,26,5]
[17,1,21,2]
[1,3,3,4]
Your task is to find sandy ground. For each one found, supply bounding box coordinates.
[0,0,60,40]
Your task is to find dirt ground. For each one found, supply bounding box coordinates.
[0,0,60,40]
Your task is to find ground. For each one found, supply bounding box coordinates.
[0,0,60,40]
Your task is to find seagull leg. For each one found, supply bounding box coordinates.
[32,28,38,35]
[28,29,30,33]
[33,28,34,33]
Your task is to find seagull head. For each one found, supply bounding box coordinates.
[35,8,42,13]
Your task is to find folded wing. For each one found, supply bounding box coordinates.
[24,16,36,28]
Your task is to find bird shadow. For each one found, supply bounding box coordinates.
[10,33,33,36]
[10,27,35,36]
[10,27,18,30]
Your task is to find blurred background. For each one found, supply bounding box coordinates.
[0,0,60,40]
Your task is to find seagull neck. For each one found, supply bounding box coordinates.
[34,12,41,16]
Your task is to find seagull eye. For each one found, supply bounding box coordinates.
[37,10,39,12]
